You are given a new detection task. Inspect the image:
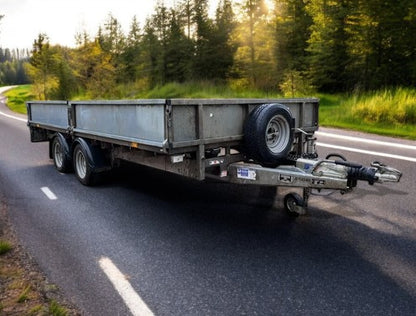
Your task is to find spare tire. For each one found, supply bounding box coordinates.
[244,103,294,167]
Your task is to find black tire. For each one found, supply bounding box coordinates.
[52,137,72,173]
[244,104,294,167]
[73,144,94,186]
[284,193,304,217]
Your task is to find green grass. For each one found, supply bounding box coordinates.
[3,84,34,114]
[0,240,12,255]
[350,88,416,124]
[319,89,416,139]
[16,285,32,303]
[140,81,282,99]
[49,300,68,316]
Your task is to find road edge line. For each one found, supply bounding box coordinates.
[317,142,416,162]
[0,110,27,122]
[316,131,416,150]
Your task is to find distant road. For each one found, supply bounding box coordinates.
[0,85,17,94]
[1,91,415,315]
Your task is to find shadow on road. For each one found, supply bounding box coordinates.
[7,162,415,315]
[86,162,416,315]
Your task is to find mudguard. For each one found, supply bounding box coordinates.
[72,138,110,172]
[49,133,71,161]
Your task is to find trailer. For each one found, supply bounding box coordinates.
[26,98,402,216]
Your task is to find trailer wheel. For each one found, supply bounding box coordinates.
[52,136,72,173]
[284,193,304,217]
[244,104,294,167]
[73,144,94,186]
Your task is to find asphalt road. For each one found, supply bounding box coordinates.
[1,92,415,315]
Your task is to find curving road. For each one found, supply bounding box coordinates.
[1,88,415,315]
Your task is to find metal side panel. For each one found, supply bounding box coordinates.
[27,101,69,128]
[169,99,319,146]
[202,104,246,139]
[72,100,167,148]
[171,103,246,141]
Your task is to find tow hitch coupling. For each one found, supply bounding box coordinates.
[333,160,402,185]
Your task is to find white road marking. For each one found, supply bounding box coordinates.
[317,142,416,162]
[99,257,154,316]
[0,86,18,94]
[0,110,27,122]
[41,187,58,200]
[316,131,416,151]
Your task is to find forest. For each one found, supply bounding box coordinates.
[0,48,30,86]
[2,0,416,100]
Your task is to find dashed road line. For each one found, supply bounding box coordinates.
[99,257,154,316]
[317,142,416,162]
[41,187,58,200]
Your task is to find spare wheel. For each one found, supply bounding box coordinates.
[244,103,294,166]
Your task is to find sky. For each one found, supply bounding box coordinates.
[0,0,219,50]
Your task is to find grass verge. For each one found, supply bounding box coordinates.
[0,199,78,315]
[319,91,416,140]
[3,84,34,114]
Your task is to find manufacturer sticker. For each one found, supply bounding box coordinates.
[237,168,256,180]
[303,163,312,170]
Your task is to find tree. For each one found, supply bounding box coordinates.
[142,18,162,87]
[26,34,59,99]
[306,0,353,92]
[165,8,194,82]
[346,0,416,89]
[73,37,116,98]
[274,0,312,89]
[98,14,126,83]
[232,0,276,89]
[211,0,237,79]
[177,0,193,39]
[122,16,143,82]
[54,46,78,99]
[141,2,170,86]
[15,60,29,84]
[192,0,215,79]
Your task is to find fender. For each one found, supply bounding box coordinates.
[49,133,72,161]
[72,138,110,172]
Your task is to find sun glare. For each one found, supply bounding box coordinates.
[264,0,274,11]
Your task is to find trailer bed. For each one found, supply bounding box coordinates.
[27,98,319,153]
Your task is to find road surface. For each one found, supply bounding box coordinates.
[1,90,415,315]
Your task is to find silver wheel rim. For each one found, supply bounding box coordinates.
[265,114,291,154]
[53,141,64,168]
[286,196,297,213]
[75,149,87,179]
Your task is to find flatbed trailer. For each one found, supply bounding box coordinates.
[27,98,401,216]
